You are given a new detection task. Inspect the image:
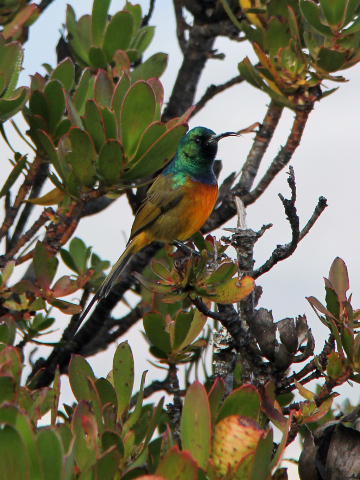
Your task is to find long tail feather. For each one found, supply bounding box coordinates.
[65,241,136,345]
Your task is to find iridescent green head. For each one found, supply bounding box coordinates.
[165,127,237,181]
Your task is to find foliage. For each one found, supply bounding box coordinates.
[0,0,359,479]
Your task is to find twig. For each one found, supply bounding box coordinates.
[241,105,313,206]
[202,100,284,232]
[38,0,56,12]
[130,371,177,409]
[173,0,187,53]
[7,161,49,252]
[299,196,327,241]
[190,74,244,118]
[237,100,284,195]
[2,208,53,262]
[252,167,300,279]
[0,156,42,243]
[277,334,335,395]
[141,0,156,27]
[167,363,182,445]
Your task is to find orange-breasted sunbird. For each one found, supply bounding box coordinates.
[66,126,237,343]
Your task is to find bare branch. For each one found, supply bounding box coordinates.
[299,196,327,242]
[0,156,43,244]
[252,167,300,279]
[190,74,244,118]
[141,0,156,27]
[241,105,313,206]
[173,0,188,53]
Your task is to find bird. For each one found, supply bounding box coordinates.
[65,126,237,344]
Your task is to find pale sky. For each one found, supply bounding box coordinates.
[2,1,360,478]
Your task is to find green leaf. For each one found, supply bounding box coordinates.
[33,241,50,290]
[98,139,124,184]
[206,261,238,286]
[181,381,211,470]
[102,430,124,457]
[143,311,172,355]
[69,354,95,402]
[127,122,166,165]
[99,106,117,140]
[172,309,194,351]
[38,131,68,183]
[103,11,134,62]
[74,68,91,114]
[341,326,354,363]
[44,80,65,135]
[29,89,50,125]
[112,73,130,136]
[113,341,134,420]
[94,69,114,108]
[95,377,117,407]
[0,425,28,479]
[37,429,63,480]
[208,378,225,426]
[50,58,75,92]
[92,0,111,47]
[89,46,107,69]
[0,41,23,96]
[126,3,142,32]
[132,26,155,57]
[67,6,89,64]
[121,80,155,157]
[0,86,29,121]
[131,52,168,82]
[217,384,261,424]
[127,370,147,428]
[156,446,198,480]
[122,123,188,180]
[316,47,347,72]
[300,0,335,36]
[0,154,27,198]
[95,447,121,480]
[84,99,106,152]
[249,430,273,480]
[67,127,97,187]
[320,0,348,28]
[0,377,16,403]
[64,90,83,128]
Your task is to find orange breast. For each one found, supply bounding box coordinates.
[175,180,218,241]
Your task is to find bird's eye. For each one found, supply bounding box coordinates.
[194,137,201,145]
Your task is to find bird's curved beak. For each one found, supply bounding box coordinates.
[210,132,238,142]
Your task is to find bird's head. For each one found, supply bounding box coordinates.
[177,126,237,166]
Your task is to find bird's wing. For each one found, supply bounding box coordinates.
[129,174,184,242]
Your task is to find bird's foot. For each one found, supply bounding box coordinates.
[173,240,201,257]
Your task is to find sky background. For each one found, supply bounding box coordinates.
[2,1,360,478]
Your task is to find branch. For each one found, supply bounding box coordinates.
[2,208,53,262]
[299,196,327,242]
[141,0,156,27]
[38,0,56,12]
[190,74,244,118]
[7,161,49,252]
[32,242,162,387]
[252,166,300,279]
[241,105,313,206]
[173,0,187,53]
[0,155,43,243]
[130,371,176,409]
[203,104,312,235]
